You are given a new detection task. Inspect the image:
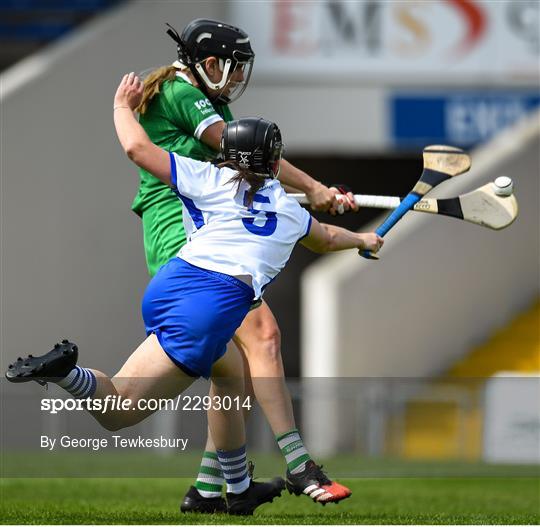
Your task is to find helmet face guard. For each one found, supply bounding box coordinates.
[166,19,255,105]
[269,139,284,179]
[194,51,254,105]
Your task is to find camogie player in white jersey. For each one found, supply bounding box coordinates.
[5,73,382,515]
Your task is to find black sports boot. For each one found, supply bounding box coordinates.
[286,460,352,504]
[226,476,285,515]
[180,485,227,514]
[5,340,78,386]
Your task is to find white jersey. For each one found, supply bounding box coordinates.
[170,153,312,299]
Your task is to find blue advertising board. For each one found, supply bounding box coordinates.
[391,92,540,149]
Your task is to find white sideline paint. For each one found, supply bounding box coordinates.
[301,108,540,379]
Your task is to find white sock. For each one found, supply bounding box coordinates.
[57,366,97,399]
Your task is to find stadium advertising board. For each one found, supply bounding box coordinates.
[230,0,539,83]
[391,91,540,147]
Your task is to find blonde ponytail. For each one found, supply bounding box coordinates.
[136,65,178,115]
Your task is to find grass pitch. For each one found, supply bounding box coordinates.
[1,476,539,524]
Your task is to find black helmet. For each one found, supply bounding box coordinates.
[166,18,255,104]
[221,118,283,179]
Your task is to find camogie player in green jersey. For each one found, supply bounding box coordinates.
[132,19,356,512]
[131,66,233,275]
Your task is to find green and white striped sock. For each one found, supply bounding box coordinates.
[194,451,225,498]
[276,429,311,474]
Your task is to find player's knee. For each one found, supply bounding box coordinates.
[255,323,281,365]
[259,321,281,350]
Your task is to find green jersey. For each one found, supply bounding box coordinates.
[131,74,233,275]
[132,76,233,215]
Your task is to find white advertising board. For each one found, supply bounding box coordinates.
[230,1,539,84]
[483,373,540,464]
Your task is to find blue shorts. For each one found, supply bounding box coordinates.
[142,257,254,378]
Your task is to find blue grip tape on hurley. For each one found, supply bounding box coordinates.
[376,193,421,236]
[360,192,421,259]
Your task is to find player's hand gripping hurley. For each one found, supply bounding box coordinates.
[361,145,471,259]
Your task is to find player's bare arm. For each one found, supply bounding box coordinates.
[113,73,171,184]
[200,119,226,150]
[277,159,359,215]
[301,217,383,254]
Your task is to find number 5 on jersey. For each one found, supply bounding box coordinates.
[242,191,277,237]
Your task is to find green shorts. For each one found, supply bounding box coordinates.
[141,197,187,277]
